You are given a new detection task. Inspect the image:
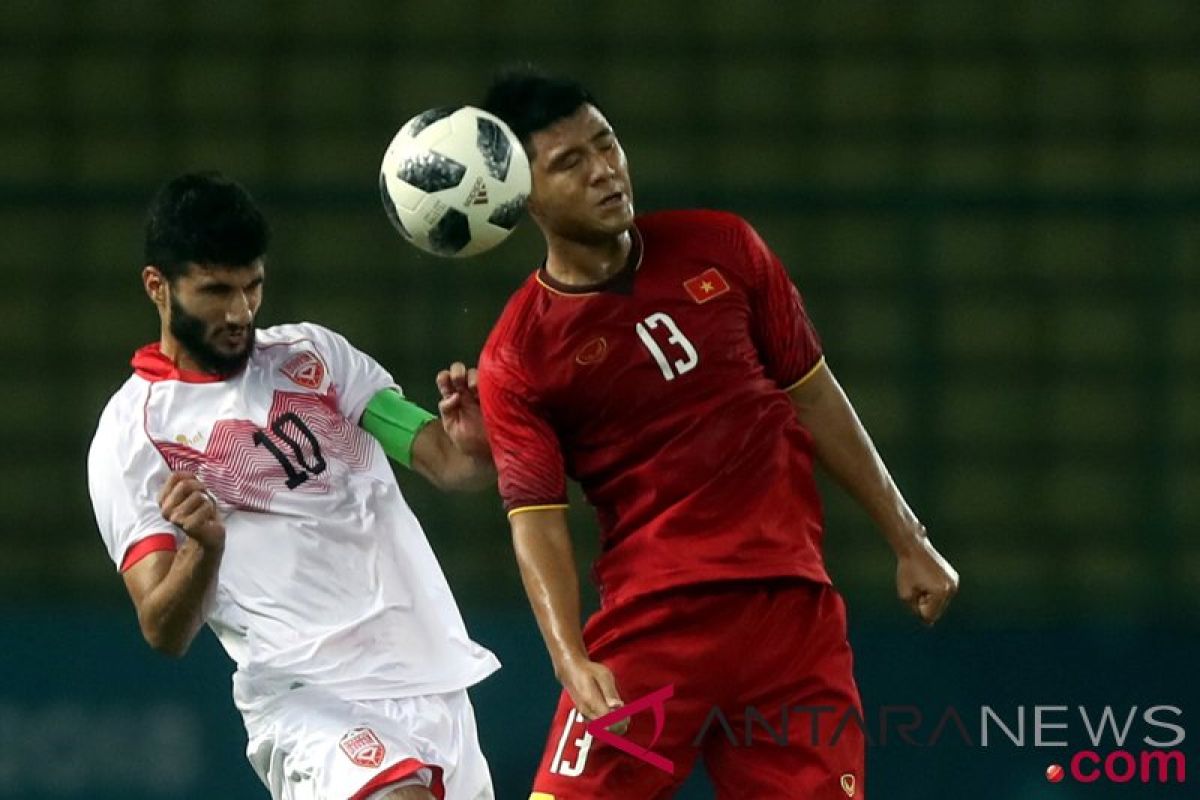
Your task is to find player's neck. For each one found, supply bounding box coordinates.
[544,230,633,287]
[158,330,205,373]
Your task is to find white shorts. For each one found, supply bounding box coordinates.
[245,687,493,800]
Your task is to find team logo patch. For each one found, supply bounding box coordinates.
[841,773,857,797]
[683,267,730,304]
[339,727,386,769]
[281,351,326,389]
[574,337,608,365]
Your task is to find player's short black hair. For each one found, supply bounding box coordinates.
[482,68,601,155]
[144,170,270,281]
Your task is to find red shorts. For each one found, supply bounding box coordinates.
[530,579,865,800]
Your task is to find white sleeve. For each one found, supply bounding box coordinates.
[299,323,401,422]
[87,397,180,571]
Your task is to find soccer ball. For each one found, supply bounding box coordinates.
[379,105,531,258]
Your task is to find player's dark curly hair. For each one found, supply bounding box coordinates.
[144,171,270,281]
[482,68,602,156]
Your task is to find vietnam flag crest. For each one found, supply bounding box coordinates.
[683,268,730,304]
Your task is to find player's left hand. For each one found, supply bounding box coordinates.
[896,533,959,625]
[436,362,491,459]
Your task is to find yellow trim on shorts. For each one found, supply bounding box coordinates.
[530,793,556,800]
[507,504,570,519]
[783,355,827,392]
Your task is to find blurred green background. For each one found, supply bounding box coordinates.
[1,1,1197,798]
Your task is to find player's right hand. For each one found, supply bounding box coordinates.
[557,657,629,734]
[158,471,225,551]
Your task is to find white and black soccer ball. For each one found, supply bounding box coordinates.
[379,105,531,258]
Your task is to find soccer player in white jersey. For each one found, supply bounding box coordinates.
[87,171,500,800]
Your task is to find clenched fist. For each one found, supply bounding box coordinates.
[896,534,959,625]
[157,471,225,551]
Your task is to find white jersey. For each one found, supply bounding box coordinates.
[87,322,500,718]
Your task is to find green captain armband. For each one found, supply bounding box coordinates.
[361,389,437,468]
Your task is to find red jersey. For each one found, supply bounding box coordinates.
[478,210,830,606]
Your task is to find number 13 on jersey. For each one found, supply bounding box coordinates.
[636,312,699,381]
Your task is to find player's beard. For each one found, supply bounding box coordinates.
[169,295,255,378]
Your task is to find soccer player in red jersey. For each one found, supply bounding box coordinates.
[478,71,959,799]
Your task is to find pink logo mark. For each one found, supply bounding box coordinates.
[584,684,675,774]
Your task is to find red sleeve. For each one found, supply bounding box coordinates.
[478,346,568,515]
[119,532,177,572]
[736,218,824,387]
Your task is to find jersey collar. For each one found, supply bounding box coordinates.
[536,225,644,297]
[131,342,227,383]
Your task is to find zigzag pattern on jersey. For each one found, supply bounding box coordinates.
[154,389,375,512]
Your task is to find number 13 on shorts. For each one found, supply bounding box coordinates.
[548,708,594,777]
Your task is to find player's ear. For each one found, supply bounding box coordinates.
[525,191,544,221]
[143,266,168,309]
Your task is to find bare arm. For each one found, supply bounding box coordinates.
[122,472,225,657]
[410,422,495,492]
[789,361,959,623]
[408,363,495,492]
[510,508,624,723]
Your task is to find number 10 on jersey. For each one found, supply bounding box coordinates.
[253,412,327,489]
